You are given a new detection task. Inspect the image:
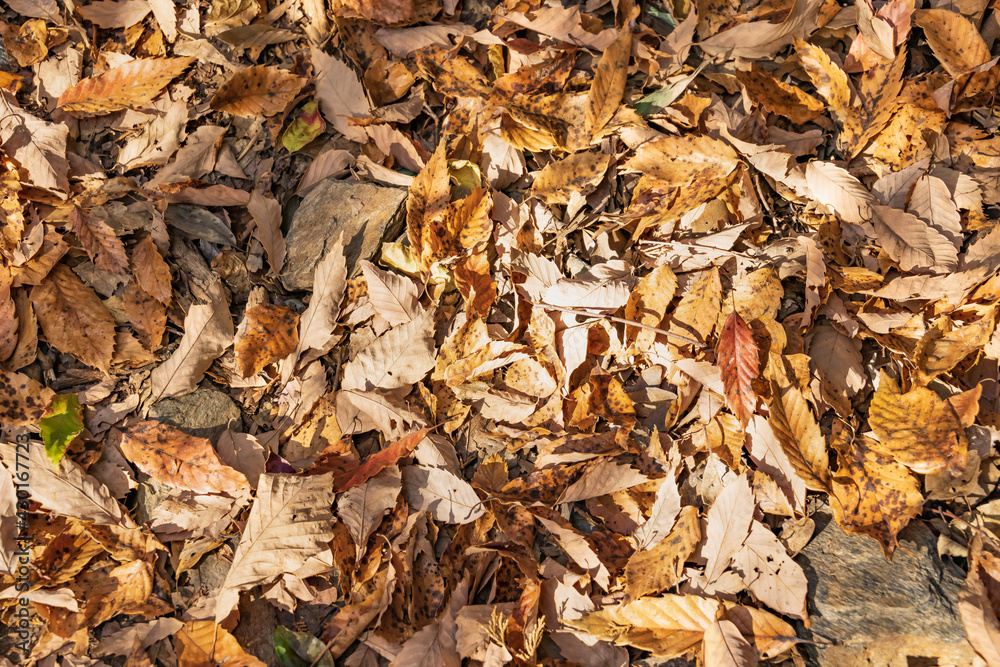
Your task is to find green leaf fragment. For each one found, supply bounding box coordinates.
[39,394,84,466]
[273,626,333,667]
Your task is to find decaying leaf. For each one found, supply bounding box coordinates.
[234,302,299,378]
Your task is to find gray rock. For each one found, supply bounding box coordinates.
[148,386,240,441]
[795,506,974,666]
[282,179,407,291]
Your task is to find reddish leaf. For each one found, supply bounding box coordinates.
[334,426,433,492]
[57,57,194,116]
[716,310,759,426]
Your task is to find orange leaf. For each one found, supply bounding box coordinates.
[716,310,759,426]
[334,426,434,492]
[57,57,194,116]
[68,206,128,275]
[120,420,250,495]
[233,303,299,378]
[210,65,306,118]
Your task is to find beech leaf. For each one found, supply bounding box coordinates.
[716,310,759,426]
[58,57,194,116]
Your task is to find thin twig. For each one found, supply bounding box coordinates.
[541,303,707,348]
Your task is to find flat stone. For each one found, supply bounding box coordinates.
[282,179,407,291]
[148,386,240,442]
[795,506,974,666]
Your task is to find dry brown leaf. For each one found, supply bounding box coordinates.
[31,263,116,374]
[829,431,923,557]
[913,314,995,385]
[0,92,70,196]
[717,310,759,426]
[913,9,992,78]
[360,260,420,326]
[670,267,721,345]
[805,160,874,224]
[77,0,151,28]
[234,302,299,378]
[585,27,631,137]
[210,65,306,118]
[291,240,347,369]
[312,47,371,143]
[120,421,249,495]
[175,621,265,667]
[58,57,193,116]
[0,369,53,425]
[868,370,970,476]
[872,205,958,273]
[531,152,612,206]
[736,65,824,124]
[626,134,739,187]
[68,206,128,275]
[149,280,233,401]
[246,191,285,276]
[147,125,226,188]
[131,235,171,305]
[123,281,167,352]
[624,505,700,602]
[632,471,682,550]
[768,355,830,491]
[567,595,720,658]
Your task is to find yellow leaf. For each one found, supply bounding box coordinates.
[585,27,632,137]
[531,152,612,206]
[767,355,830,491]
[625,134,739,187]
[913,9,992,78]
[868,371,969,475]
[736,65,825,124]
[624,505,700,601]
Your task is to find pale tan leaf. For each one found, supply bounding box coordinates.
[704,474,755,582]
[120,421,250,495]
[959,556,1000,665]
[311,47,370,143]
[872,205,957,273]
[542,260,632,313]
[402,464,484,525]
[341,308,437,391]
[804,160,874,224]
[336,389,426,439]
[632,471,682,550]
[699,0,823,59]
[533,506,611,590]
[567,595,720,658]
[670,267,721,345]
[733,520,808,619]
[907,173,962,246]
[360,260,421,326]
[703,618,758,667]
[58,57,194,116]
[913,9,992,77]
[147,125,226,188]
[210,65,306,118]
[856,0,895,59]
[0,441,129,526]
[292,241,347,365]
[76,0,151,28]
[297,149,355,195]
[558,458,649,504]
[914,314,995,385]
[31,264,116,374]
[147,0,177,41]
[149,281,233,401]
[247,191,285,275]
[722,603,798,659]
[339,466,401,558]
[0,92,69,196]
[216,472,336,621]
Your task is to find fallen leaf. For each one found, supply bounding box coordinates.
[586,27,631,137]
[58,57,194,116]
[210,65,306,118]
[0,370,54,425]
[77,0,152,28]
[234,303,299,378]
[281,100,325,152]
[123,281,167,352]
[247,191,285,275]
[338,465,401,558]
[39,393,84,465]
[733,520,808,619]
[120,421,250,494]
[624,505,700,601]
[913,9,992,78]
[704,474,755,583]
[703,618,758,667]
[626,134,740,186]
[341,308,437,391]
[402,464,485,524]
[149,280,233,401]
[215,472,336,620]
[868,370,969,475]
[311,47,370,142]
[716,310,759,426]
[360,260,421,326]
[31,264,116,374]
[767,355,830,491]
[532,152,612,206]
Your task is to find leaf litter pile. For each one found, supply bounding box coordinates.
[2,0,1000,665]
